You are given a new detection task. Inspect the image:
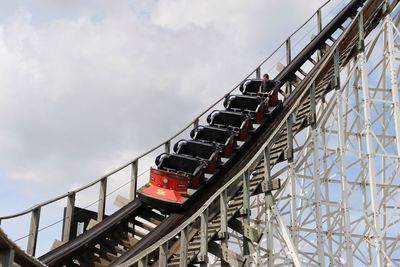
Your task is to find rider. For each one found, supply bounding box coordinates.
[258,73,279,106]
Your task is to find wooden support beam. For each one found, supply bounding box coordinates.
[27,207,41,256]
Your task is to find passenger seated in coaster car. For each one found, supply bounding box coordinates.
[240,74,281,107]
[259,73,280,106]
[190,126,236,157]
[174,140,221,173]
[152,153,206,191]
[207,110,252,141]
[224,95,265,124]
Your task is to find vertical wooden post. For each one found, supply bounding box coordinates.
[62,192,76,242]
[286,38,292,66]
[27,207,41,256]
[179,227,188,267]
[242,170,251,265]
[199,209,209,266]
[138,256,147,267]
[286,114,294,162]
[220,189,229,266]
[286,38,292,95]
[256,67,261,79]
[194,118,199,129]
[309,82,316,126]
[159,243,168,267]
[165,141,171,154]
[97,177,107,222]
[219,189,228,240]
[130,160,138,200]
[317,8,323,60]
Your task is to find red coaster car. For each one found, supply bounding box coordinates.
[137,153,206,210]
[207,110,252,141]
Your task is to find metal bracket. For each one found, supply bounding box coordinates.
[243,223,262,243]
[222,245,244,267]
[261,178,281,193]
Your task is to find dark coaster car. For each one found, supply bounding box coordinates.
[174,140,221,173]
[207,110,252,141]
[240,79,263,95]
[190,125,236,157]
[240,79,281,107]
[155,153,205,189]
[224,95,265,124]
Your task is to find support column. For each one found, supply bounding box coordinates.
[263,146,274,267]
[311,118,325,266]
[242,170,251,266]
[266,208,274,267]
[138,256,148,267]
[287,112,298,248]
[334,48,353,267]
[321,113,334,265]
[199,209,208,266]
[386,16,400,157]
[180,227,188,267]
[354,68,373,265]
[220,189,230,267]
[159,243,168,267]
[358,13,383,267]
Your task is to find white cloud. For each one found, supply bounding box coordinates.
[0,0,328,216]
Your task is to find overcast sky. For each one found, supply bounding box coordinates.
[0,0,332,223]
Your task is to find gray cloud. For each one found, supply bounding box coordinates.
[0,0,327,215]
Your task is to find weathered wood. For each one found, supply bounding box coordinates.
[62,192,76,242]
[97,177,107,222]
[27,207,41,256]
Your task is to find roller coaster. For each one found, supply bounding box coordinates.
[1,0,400,266]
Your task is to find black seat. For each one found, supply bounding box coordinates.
[174,140,221,173]
[240,79,262,95]
[224,95,265,123]
[207,110,251,140]
[190,126,236,157]
[156,153,203,175]
[155,153,205,188]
